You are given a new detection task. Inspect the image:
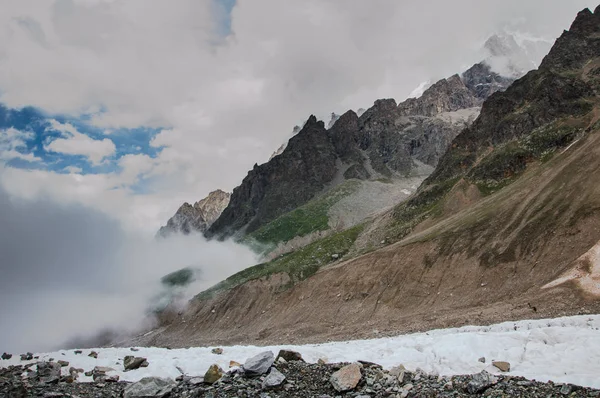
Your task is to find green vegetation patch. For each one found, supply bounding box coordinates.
[246,179,361,247]
[469,121,583,195]
[196,224,365,300]
[161,267,196,287]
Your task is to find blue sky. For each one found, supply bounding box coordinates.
[0,0,236,185]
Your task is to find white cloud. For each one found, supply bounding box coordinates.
[44,119,116,165]
[0,0,597,233]
[0,127,40,162]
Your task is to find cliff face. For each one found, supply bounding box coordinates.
[157,190,231,238]
[207,62,513,240]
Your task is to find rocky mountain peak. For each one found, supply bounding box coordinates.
[157,190,231,238]
[539,6,600,71]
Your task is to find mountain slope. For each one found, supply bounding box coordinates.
[133,6,600,348]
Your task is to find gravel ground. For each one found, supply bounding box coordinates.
[2,357,600,398]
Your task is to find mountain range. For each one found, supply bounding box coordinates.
[142,6,600,348]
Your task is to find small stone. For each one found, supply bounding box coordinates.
[20,352,33,361]
[1,352,12,360]
[211,347,224,355]
[262,368,286,389]
[84,371,93,377]
[229,360,242,368]
[57,360,69,367]
[318,358,327,365]
[88,351,98,359]
[204,364,224,384]
[478,357,486,363]
[243,351,275,377]
[330,363,362,392]
[74,350,82,355]
[276,349,304,362]
[492,361,511,372]
[130,347,139,352]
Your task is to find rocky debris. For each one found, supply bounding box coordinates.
[124,377,176,398]
[2,360,600,397]
[242,350,275,377]
[157,189,231,237]
[88,351,98,359]
[262,367,286,389]
[330,363,362,392]
[492,360,511,372]
[124,356,148,371]
[211,347,224,355]
[20,352,33,361]
[37,361,61,384]
[467,370,499,394]
[1,353,11,360]
[203,364,224,384]
[276,349,304,362]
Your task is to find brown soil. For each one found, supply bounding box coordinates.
[127,125,600,349]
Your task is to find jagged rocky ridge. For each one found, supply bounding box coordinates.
[158,190,231,238]
[207,62,513,240]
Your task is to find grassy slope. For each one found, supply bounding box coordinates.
[196,224,364,300]
[245,179,361,248]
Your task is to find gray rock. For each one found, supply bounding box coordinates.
[560,384,573,395]
[467,371,498,394]
[243,351,275,377]
[36,362,61,384]
[57,360,69,367]
[478,357,486,363]
[330,363,362,392]
[124,356,148,371]
[211,347,224,355]
[88,351,98,359]
[123,377,177,398]
[1,353,12,360]
[20,353,33,361]
[262,368,286,389]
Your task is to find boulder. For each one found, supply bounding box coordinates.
[467,371,499,394]
[211,348,223,355]
[262,367,286,389]
[330,363,362,392]
[36,362,61,384]
[123,377,177,398]
[20,353,33,361]
[276,350,304,362]
[243,351,275,377]
[203,364,223,384]
[1,353,12,360]
[124,356,148,371]
[492,361,511,372]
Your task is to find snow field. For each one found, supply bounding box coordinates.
[2,314,599,388]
